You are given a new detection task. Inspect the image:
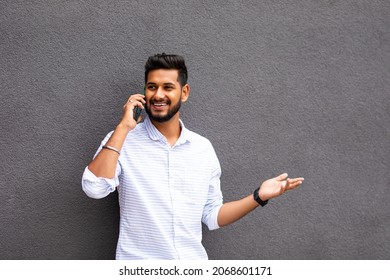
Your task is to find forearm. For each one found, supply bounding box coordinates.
[217,194,259,227]
[88,123,130,178]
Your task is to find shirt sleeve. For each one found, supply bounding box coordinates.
[81,131,122,199]
[201,146,223,230]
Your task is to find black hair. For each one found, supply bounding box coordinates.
[144,53,188,87]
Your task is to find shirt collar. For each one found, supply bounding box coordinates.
[144,116,193,145]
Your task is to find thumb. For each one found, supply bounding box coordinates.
[276,173,288,181]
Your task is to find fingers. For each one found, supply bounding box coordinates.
[123,95,146,115]
[126,94,146,108]
[127,93,146,102]
[280,177,304,194]
[119,94,146,129]
[284,177,304,190]
[276,173,288,181]
[125,100,144,110]
[280,180,287,194]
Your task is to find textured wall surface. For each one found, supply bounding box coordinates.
[1,1,389,259]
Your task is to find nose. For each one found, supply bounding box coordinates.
[154,86,165,99]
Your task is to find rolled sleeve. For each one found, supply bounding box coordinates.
[81,166,120,199]
[202,159,223,230]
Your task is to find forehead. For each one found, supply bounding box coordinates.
[146,69,179,84]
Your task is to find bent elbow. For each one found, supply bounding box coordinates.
[82,180,114,199]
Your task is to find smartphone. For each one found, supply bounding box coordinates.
[133,88,145,121]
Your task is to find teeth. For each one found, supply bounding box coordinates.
[154,103,167,106]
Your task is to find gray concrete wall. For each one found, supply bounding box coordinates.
[1,1,389,259]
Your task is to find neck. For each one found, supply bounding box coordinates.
[150,113,181,146]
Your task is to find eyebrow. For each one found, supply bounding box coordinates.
[146,82,176,86]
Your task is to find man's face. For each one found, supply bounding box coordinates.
[144,69,188,123]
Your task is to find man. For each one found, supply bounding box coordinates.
[82,53,304,260]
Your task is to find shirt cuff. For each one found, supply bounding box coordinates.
[81,166,117,199]
[206,203,224,231]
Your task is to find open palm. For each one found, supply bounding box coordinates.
[259,173,304,201]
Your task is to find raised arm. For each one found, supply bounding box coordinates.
[88,94,145,178]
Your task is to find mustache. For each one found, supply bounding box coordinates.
[150,98,171,105]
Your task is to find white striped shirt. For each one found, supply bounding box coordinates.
[82,116,223,259]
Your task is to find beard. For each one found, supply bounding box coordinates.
[145,97,182,123]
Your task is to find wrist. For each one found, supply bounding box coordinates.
[116,122,134,133]
[104,123,132,152]
[253,187,269,207]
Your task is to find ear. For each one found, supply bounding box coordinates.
[181,84,190,103]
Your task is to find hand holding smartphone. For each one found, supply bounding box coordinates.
[133,88,145,121]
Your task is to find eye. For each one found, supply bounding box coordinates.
[147,85,156,90]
